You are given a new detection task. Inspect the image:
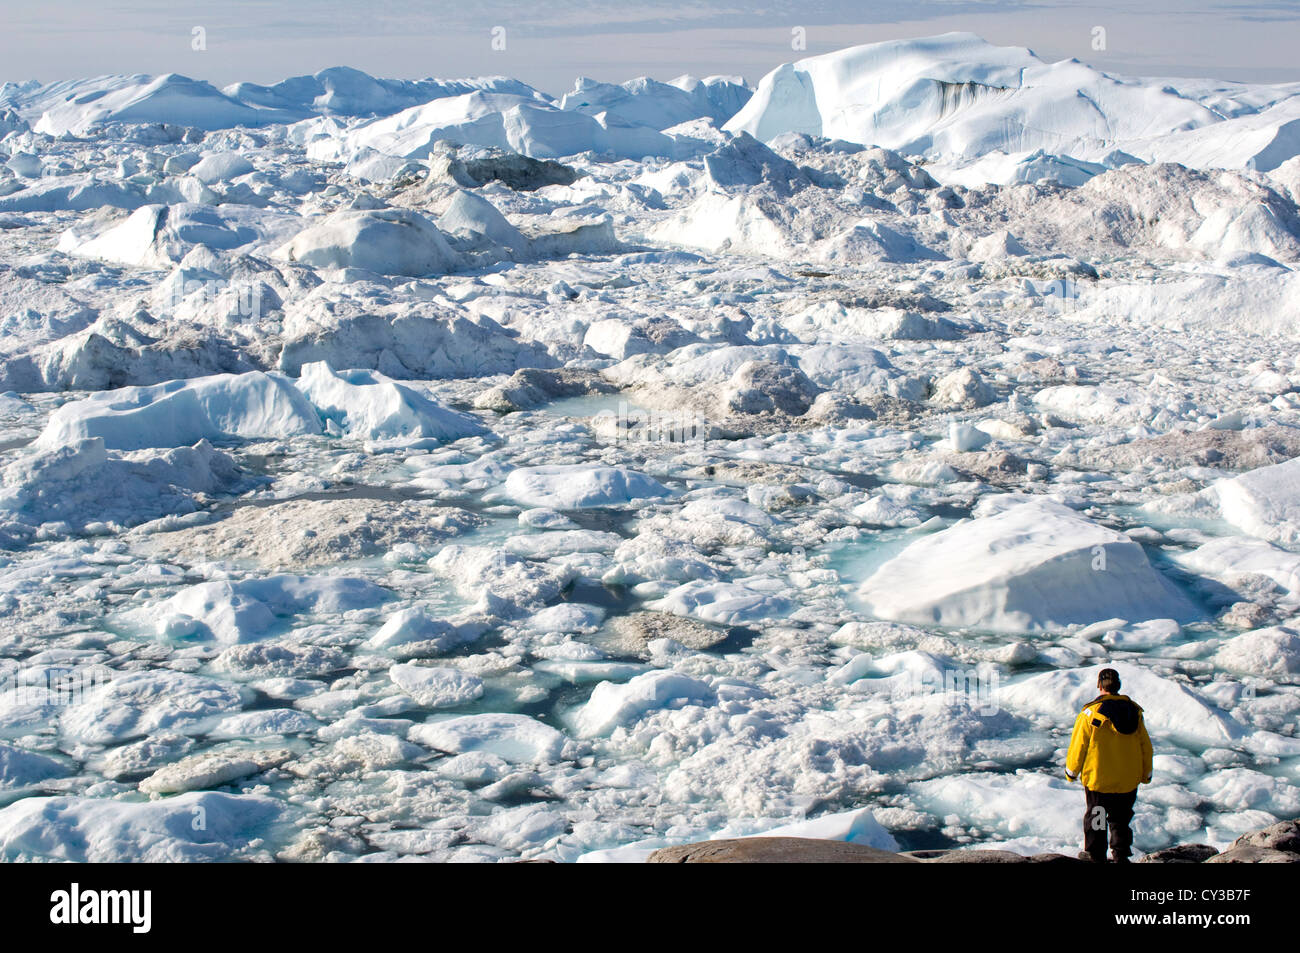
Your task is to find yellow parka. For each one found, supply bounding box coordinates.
[1065,693,1153,793]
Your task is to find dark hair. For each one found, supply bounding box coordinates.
[1098,668,1121,692]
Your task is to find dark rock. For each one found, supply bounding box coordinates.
[1029,852,1089,864]
[1204,845,1300,864]
[923,849,1031,863]
[951,449,1027,482]
[474,367,616,412]
[604,611,729,655]
[647,837,917,864]
[423,145,579,192]
[1231,819,1300,854]
[1140,844,1220,864]
[724,360,820,416]
[1073,426,1300,473]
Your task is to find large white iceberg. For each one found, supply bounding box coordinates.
[36,371,322,451]
[858,498,1202,632]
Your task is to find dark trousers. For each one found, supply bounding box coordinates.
[1084,788,1137,861]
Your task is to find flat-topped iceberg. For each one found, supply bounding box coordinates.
[36,371,321,451]
[858,497,1202,632]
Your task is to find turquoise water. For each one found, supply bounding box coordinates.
[822,526,924,590]
[1109,502,1236,540]
[542,394,651,419]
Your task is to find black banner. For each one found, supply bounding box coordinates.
[0,861,1282,941]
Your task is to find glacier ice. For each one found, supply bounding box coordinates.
[0,33,1297,864]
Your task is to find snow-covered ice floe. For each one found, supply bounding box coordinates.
[0,32,1299,862]
[858,497,1203,632]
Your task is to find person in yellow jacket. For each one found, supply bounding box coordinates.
[1064,668,1153,863]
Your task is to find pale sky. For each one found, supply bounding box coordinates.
[2,1,1299,95]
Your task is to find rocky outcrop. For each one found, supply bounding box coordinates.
[903,849,1085,864]
[1230,818,1300,853]
[1204,845,1300,863]
[473,367,616,413]
[604,611,729,655]
[136,498,483,568]
[646,818,1300,863]
[1140,844,1221,863]
[648,837,918,864]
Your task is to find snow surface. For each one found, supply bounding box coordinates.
[0,791,282,861]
